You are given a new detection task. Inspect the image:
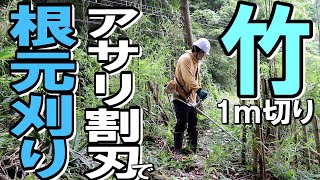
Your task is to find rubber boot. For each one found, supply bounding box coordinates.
[173,132,184,154]
[187,130,198,153]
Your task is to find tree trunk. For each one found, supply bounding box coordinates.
[180,0,193,48]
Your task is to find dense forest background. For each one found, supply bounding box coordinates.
[0,0,320,179]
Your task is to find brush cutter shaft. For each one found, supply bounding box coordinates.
[196,107,242,144]
[187,101,242,144]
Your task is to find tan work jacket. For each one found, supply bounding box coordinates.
[173,50,201,103]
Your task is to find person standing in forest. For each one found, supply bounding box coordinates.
[172,38,210,154]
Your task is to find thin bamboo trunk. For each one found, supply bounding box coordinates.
[273,57,281,141]
[315,0,320,52]
[293,109,298,167]
[302,125,311,169]
[260,126,266,178]
[241,100,247,166]
[260,76,267,144]
[147,81,169,125]
[256,99,266,179]
[312,116,320,162]
[259,76,267,178]
[253,100,265,179]
[146,88,152,114]
[252,132,258,180]
[276,123,281,141]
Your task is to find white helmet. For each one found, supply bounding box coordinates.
[193,38,211,55]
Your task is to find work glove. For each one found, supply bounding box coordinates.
[196,89,208,100]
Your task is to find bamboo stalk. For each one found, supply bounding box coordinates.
[260,128,266,178]
[263,76,272,143]
[304,157,318,164]
[252,131,258,180]
[252,100,265,179]
[147,80,169,125]
[310,149,320,157]
[302,125,311,169]
[272,56,281,142]
[276,124,281,141]
[315,0,320,52]
[312,116,320,162]
[262,76,276,144]
[259,76,266,178]
[299,145,320,158]
[292,108,298,168]
[142,107,158,118]
[241,100,247,166]
[252,100,259,180]
[145,83,152,114]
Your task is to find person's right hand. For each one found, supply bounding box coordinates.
[197,89,208,100]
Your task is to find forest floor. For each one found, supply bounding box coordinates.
[144,133,279,180]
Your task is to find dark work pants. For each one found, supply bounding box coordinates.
[173,100,198,133]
